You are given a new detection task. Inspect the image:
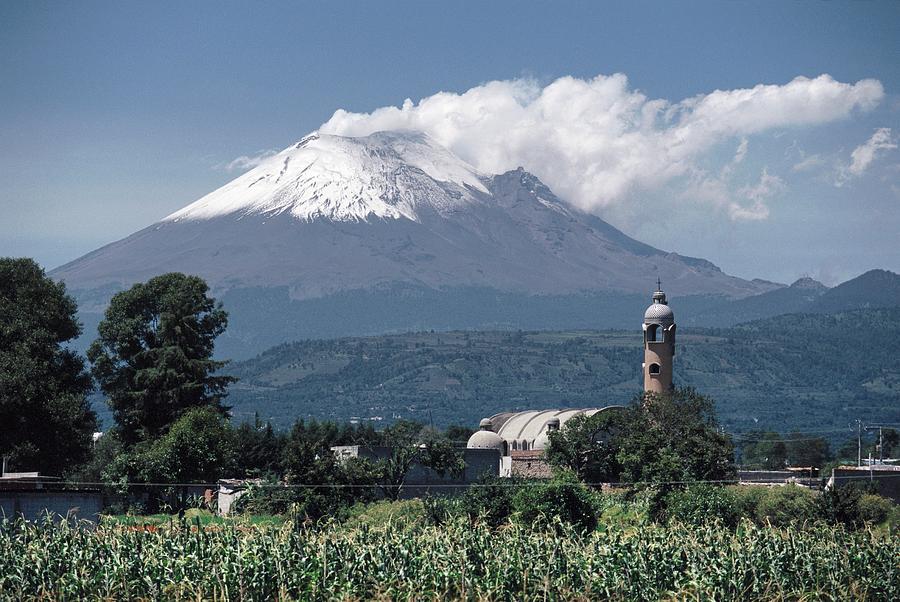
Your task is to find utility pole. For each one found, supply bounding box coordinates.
[865,425,887,465]
[850,420,863,466]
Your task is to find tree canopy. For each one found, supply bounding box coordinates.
[547,388,734,485]
[0,258,96,474]
[88,273,234,444]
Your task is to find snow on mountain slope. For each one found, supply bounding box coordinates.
[53,130,781,305]
[165,131,487,223]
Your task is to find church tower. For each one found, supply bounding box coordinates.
[643,281,675,394]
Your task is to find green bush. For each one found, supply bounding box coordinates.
[817,483,870,528]
[342,500,424,528]
[231,482,298,516]
[729,485,767,520]
[664,484,739,528]
[754,485,818,528]
[857,493,894,525]
[462,476,516,528]
[511,473,600,533]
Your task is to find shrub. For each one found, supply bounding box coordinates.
[342,500,424,528]
[231,482,299,516]
[817,483,869,528]
[664,484,739,528]
[754,485,818,528]
[511,473,600,533]
[462,476,516,528]
[729,485,767,520]
[857,494,894,525]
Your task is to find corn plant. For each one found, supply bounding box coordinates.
[0,515,896,601]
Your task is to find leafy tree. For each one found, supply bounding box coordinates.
[547,388,734,487]
[444,424,476,445]
[246,418,380,520]
[88,273,234,445]
[785,432,831,468]
[546,409,626,483]
[881,428,899,457]
[462,475,516,528]
[376,420,465,500]
[617,389,734,485]
[835,438,859,463]
[104,407,235,511]
[231,415,287,478]
[739,432,787,470]
[0,258,96,474]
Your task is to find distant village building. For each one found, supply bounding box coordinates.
[467,286,676,476]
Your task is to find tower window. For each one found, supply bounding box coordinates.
[647,324,664,342]
[649,363,661,375]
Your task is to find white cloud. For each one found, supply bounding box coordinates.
[848,127,896,176]
[791,154,826,172]
[833,128,897,187]
[320,73,882,221]
[732,169,784,220]
[681,165,783,221]
[219,149,278,171]
[733,138,749,164]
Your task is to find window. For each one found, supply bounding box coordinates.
[649,363,661,375]
[647,324,663,342]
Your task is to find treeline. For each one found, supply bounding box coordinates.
[222,309,900,440]
[737,429,899,471]
[1,257,896,526]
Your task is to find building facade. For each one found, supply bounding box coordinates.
[467,285,676,476]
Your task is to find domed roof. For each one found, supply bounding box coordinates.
[467,429,504,450]
[644,302,674,324]
[644,287,674,325]
[532,418,561,451]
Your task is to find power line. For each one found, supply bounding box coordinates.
[33,472,900,490]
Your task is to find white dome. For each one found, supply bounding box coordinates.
[467,429,505,450]
[644,302,674,324]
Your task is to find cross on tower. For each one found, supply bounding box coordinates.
[656,276,661,292]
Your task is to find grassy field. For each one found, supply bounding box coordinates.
[1,515,897,601]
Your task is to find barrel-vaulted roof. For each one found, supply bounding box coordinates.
[486,407,621,449]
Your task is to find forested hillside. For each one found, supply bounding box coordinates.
[221,308,900,443]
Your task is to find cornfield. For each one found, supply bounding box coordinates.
[0,517,896,601]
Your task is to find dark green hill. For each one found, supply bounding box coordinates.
[222,308,900,444]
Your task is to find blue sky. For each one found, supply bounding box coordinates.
[1,1,898,285]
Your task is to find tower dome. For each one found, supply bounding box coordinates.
[644,287,674,325]
[467,418,505,451]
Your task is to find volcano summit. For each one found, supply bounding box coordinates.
[52,131,776,357]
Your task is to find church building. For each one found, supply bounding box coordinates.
[467,284,676,476]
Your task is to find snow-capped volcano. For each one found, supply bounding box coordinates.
[53,130,780,357]
[166,131,487,223]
